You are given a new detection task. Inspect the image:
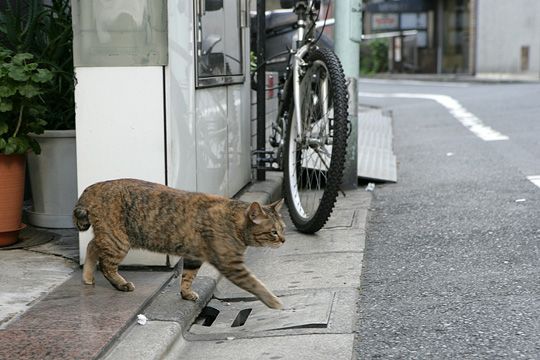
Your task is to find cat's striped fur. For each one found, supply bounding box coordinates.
[74,178,286,309]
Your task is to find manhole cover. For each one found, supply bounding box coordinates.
[189,292,335,335]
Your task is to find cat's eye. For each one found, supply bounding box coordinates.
[271,229,278,236]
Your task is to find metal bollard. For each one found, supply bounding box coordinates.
[341,77,358,190]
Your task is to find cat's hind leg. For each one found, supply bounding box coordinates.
[96,233,134,292]
[181,259,202,301]
[82,239,99,285]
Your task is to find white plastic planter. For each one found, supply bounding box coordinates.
[26,130,77,228]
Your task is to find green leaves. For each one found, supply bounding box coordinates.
[0,122,8,135]
[0,47,51,154]
[18,84,41,98]
[0,133,41,154]
[7,64,30,81]
[12,53,34,65]
[0,85,17,97]
[32,68,53,83]
[0,100,13,112]
[1,136,36,155]
[0,0,75,131]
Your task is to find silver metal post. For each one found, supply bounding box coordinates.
[334,0,362,189]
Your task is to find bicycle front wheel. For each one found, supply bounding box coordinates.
[283,47,349,234]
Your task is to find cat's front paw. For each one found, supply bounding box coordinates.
[181,290,200,301]
[82,276,95,285]
[116,282,135,292]
[265,296,283,310]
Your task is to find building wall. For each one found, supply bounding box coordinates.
[476,0,540,78]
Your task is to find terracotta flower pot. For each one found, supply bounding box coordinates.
[0,154,26,247]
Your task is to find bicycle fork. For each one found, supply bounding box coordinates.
[293,44,310,140]
[293,45,331,146]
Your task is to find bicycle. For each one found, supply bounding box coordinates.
[254,0,349,234]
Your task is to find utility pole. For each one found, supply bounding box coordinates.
[334,0,362,77]
[334,0,362,189]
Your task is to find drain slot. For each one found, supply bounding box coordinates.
[194,306,219,327]
[189,292,335,336]
[231,308,252,327]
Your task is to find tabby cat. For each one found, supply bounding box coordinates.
[73,178,286,309]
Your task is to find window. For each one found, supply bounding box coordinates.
[195,0,245,87]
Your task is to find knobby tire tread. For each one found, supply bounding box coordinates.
[283,47,349,234]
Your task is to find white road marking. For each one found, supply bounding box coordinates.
[527,175,540,188]
[358,78,471,88]
[359,92,509,141]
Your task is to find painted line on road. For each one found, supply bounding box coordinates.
[527,175,540,188]
[358,78,471,88]
[359,92,509,141]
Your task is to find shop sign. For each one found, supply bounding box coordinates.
[372,13,399,31]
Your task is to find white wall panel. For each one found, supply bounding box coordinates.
[166,0,197,192]
[195,87,228,196]
[75,66,167,266]
[228,84,251,196]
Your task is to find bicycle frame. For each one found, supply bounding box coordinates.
[281,1,323,152]
[254,0,326,171]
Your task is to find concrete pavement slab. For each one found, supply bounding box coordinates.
[214,250,363,299]
[0,249,76,328]
[164,333,355,360]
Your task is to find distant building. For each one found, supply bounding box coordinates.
[475,0,540,80]
[363,0,540,79]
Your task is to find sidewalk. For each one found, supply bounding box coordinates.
[0,172,285,359]
[102,181,371,359]
[0,171,371,359]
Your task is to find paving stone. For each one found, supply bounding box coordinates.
[214,251,363,299]
[164,334,354,360]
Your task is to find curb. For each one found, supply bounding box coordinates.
[102,173,284,359]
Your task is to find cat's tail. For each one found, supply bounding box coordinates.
[73,200,91,231]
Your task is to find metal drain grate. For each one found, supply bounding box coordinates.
[189,292,335,335]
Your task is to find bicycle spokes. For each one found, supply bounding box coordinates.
[290,60,335,218]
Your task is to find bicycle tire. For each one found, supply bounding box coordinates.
[283,47,349,234]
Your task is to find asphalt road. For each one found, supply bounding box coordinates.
[353,80,540,359]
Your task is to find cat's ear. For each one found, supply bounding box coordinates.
[246,202,268,224]
[269,198,284,213]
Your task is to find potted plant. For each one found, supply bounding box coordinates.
[1,0,77,228]
[0,48,52,246]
